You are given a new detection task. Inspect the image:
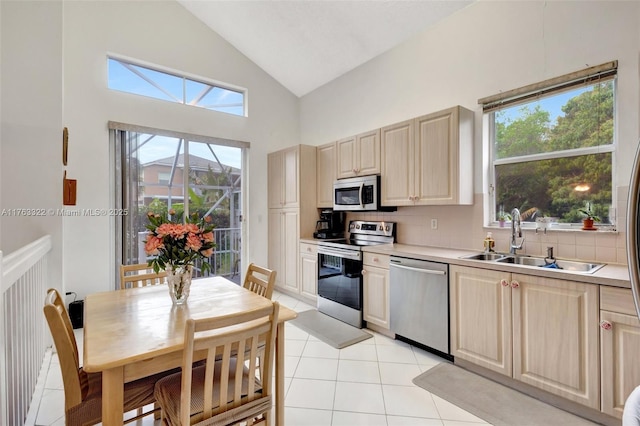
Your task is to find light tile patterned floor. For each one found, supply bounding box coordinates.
[27,290,491,426]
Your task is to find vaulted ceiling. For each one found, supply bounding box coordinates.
[177,1,474,97]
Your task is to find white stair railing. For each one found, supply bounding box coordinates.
[0,235,52,426]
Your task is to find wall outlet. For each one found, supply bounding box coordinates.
[431,219,438,230]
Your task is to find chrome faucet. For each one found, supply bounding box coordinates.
[510,208,525,255]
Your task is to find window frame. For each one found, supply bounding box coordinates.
[483,64,617,230]
[107,54,248,117]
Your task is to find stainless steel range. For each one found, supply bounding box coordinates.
[317,220,396,328]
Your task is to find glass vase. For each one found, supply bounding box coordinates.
[165,264,193,305]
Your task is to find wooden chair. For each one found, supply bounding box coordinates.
[242,263,276,300]
[154,302,280,425]
[120,263,167,289]
[43,288,166,425]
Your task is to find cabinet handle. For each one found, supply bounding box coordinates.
[307,247,312,252]
[500,279,509,287]
[510,280,520,288]
[600,320,612,330]
[373,257,379,262]
[362,269,367,275]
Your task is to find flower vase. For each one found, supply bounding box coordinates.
[165,264,193,305]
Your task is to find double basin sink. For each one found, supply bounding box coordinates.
[461,252,605,274]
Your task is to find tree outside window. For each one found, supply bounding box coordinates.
[492,79,614,225]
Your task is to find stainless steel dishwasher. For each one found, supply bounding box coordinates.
[389,256,450,356]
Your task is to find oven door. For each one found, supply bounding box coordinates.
[317,246,362,311]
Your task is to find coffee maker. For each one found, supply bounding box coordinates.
[313,209,345,239]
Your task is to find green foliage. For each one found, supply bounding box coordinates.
[495,82,613,224]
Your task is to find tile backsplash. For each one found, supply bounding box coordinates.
[347,187,629,265]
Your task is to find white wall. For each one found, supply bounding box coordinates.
[300,0,640,261]
[1,1,64,290]
[61,1,299,299]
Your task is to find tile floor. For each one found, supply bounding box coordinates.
[26,290,491,426]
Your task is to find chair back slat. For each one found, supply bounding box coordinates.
[120,264,167,289]
[242,263,277,300]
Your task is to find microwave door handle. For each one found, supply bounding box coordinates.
[359,183,364,208]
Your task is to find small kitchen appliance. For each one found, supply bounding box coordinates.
[313,209,345,239]
[317,220,396,328]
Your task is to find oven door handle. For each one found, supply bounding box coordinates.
[359,183,365,208]
[318,246,362,261]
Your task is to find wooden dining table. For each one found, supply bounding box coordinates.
[83,276,297,426]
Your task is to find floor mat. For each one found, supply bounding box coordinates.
[413,363,598,426]
[290,310,372,349]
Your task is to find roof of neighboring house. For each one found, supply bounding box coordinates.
[143,154,240,174]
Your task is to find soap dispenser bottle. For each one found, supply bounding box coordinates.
[483,232,495,252]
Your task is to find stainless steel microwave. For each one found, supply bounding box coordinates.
[333,175,380,211]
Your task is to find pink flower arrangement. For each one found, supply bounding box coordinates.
[144,210,216,273]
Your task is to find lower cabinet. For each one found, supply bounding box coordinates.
[268,209,300,294]
[450,265,600,409]
[600,286,640,419]
[363,253,390,329]
[299,242,318,301]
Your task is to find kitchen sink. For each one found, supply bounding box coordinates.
[460,252,605,274]
[461,252,508,261]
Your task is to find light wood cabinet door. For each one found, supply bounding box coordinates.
[316,142,337,208]
[600,310,640,419]
[512,274,599,409]
[337,130,380,179]
[356,129,380,176]
[268,147,299,208]
[381,119,414,206]
[267,210,283,287]
[381,106,473,206]
[337,136,357,179]
[268,209,300,293]
[449,266,512,376]
[363,264,390,329]
[282,210,300,293]
[300,243,318,299]
[267,152,283,209]
[600,286,640,419]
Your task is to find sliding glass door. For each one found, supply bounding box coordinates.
[112,126,245,286]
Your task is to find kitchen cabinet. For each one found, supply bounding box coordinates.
[268,145,317,294]
[600,286,640,419]
[381,106,473,206]
[450,265,599,409]
[299,242,318,300]
[268,209,299,293]
[337,129,380,179]
[363,252,390,329]
[316,142,337,208]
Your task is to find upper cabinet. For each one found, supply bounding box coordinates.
[316,142,337,208]
[268,146,302,208]
[337,129,381,179]
[381,106,474,206]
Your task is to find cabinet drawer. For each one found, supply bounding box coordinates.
[363,252,390,268]
[600,286,636,316]
[300,242,318,256]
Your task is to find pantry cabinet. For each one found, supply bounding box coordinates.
[268,145,317,294]
[299,242,318,301]
[316,142,337,208]
[381,106,473,206]
[600,286,640,419]
[363,253,390,329]
[450,265,600,409]
[337,129,380,179]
